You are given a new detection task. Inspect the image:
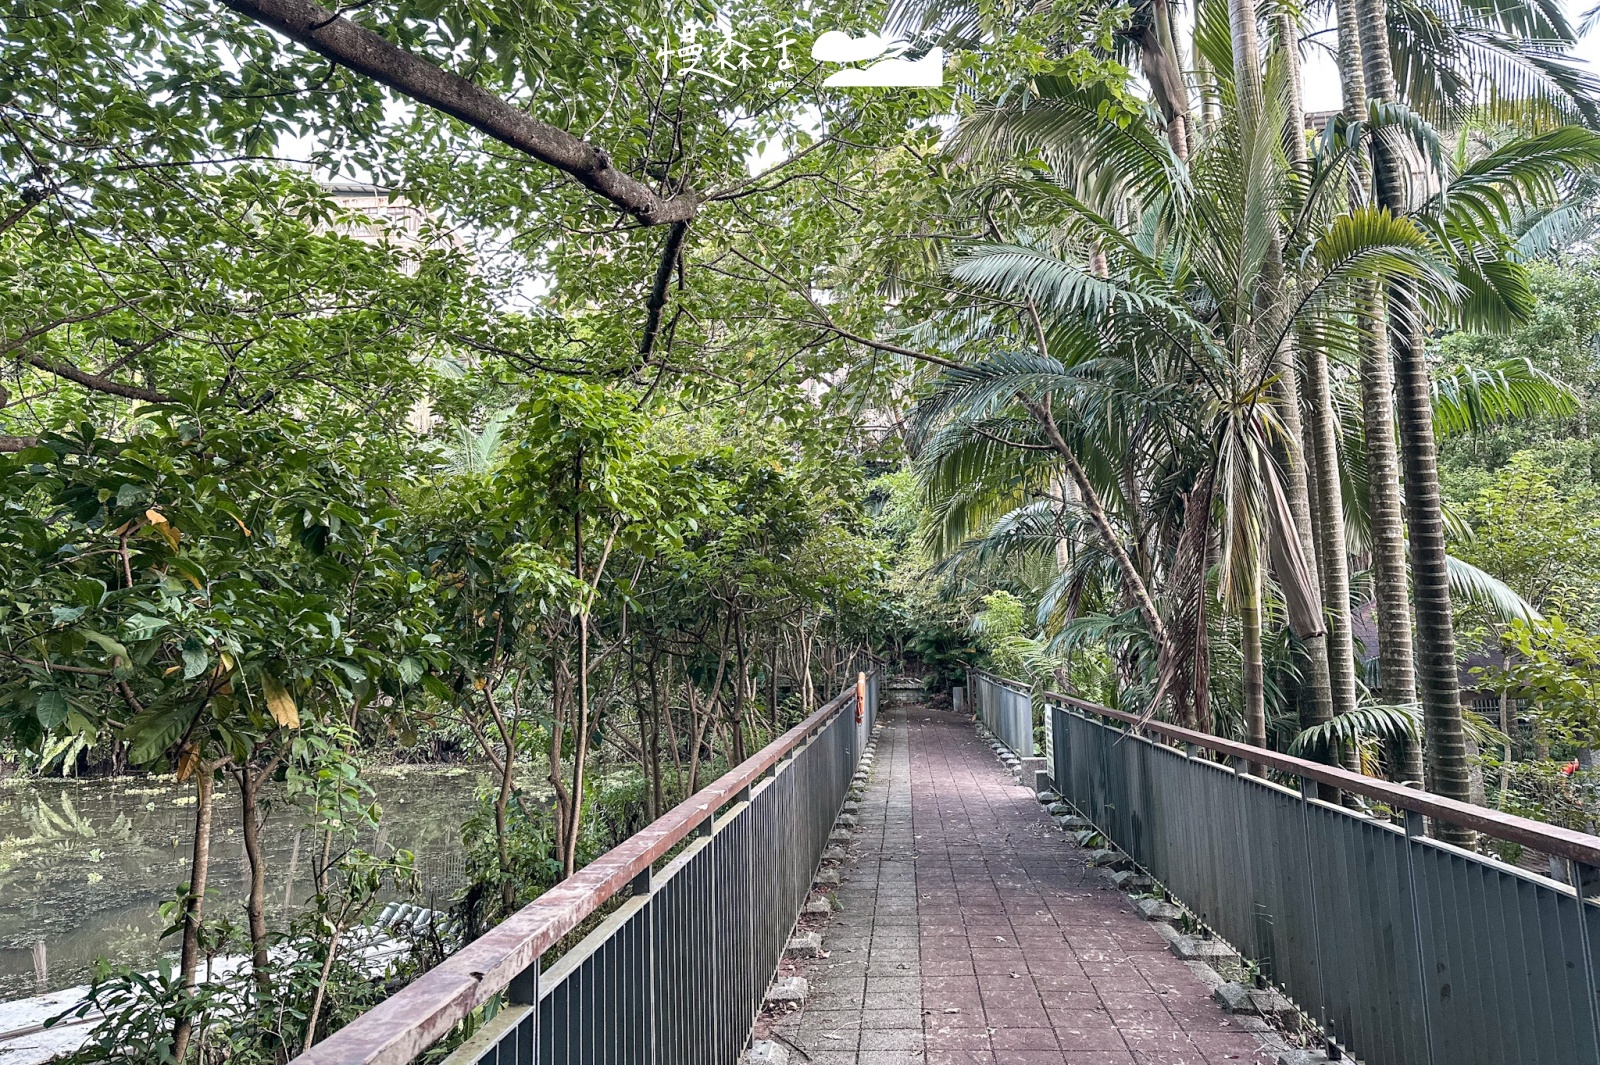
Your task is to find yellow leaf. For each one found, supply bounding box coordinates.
[155,522,180,552]
[163,665,181,676]
[261,673,300,729]
[229,514,252,537]
[176,743,199,782]
[145,509,167,525]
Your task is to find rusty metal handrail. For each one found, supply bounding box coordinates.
[1045,687,1600,867]
[297,687,858,1065]
[967,666,1029,694]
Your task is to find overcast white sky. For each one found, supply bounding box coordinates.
[1297,0,1600,112]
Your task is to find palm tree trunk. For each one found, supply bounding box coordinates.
[1334,0,1421,784]
[1194,0,1220,133]
[1137,0,1193,158]
[1395,305,1473,827]
[1361,287,1423,783]
[1333,0,1366,121]
[1243,553,1267,759]
[1272,14,1344,751]
[1295,7,1362,769]
[1272,350,1339,741]
[1228,0,1263,109]
[1354,0,1473,831]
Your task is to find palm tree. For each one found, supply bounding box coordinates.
[1342,0,1600,822]
[911,65,1471,740]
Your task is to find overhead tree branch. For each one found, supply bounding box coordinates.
[214,0,699,225]
[21,353,174,403]
[3,304,175,403]
[638,221,689,357]
[809,319,964,369]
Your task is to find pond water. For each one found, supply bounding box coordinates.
[0,765,490,1002]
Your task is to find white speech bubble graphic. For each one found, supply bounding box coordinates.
[811,30,891,63]
[821,47,945,88]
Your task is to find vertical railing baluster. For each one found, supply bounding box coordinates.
[1402,808,1439,1065]
[1569,861,1600,1063]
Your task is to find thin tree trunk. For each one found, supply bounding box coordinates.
[1305,346,1361,706]
[495,738,515,910]
[1324,0,1380,793]
[1497,689,1512,806]
[563,628,590,876]
[1194,0,1220,132]
[1276,13,1351,768]
[1243,556,1267,762]
[1361,287,1422,783]
[1355,0,1469,829]
[1396,307,1473,828]
[237,764,272,994]
[173,765,216,1061]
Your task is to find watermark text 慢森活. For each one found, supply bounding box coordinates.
[655,26,943,88]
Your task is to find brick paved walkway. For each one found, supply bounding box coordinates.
[770,703,1279,1065]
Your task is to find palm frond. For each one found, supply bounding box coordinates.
[1446,553,1544,622]
[949,77,1189,209]
[1288,704,1421,757]
[1432,357,1578,435]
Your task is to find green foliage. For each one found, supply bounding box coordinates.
[459,792,563,924]
[1481,616,1600,749]
[0,408,439,768]
[1453,452,1600,624]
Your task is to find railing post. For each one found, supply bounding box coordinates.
[1569,860,1600,1059]
[510,962,539,1005]
[1296,775,1331,1043]
[1402,809,1439,1065]
[508,961,540,1064]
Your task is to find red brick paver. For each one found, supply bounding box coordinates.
[773,703,1279,1065]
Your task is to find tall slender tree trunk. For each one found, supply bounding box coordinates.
[1361,288,1423,783]
[564,611,591,877]
[173,765,216,1061]
[1243,556,1267,760]
[1354,0,1474,832]
[1276,13,1354,764]
[495,733,516,911]
[1335,0,1421,784]
[1395,307,1472,823]
[1195,0,1221,133]
[237,764,272,995]
[1303,5,1363,774]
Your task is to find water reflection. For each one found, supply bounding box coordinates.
[0,766,486,1000]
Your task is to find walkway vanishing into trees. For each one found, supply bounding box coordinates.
[761,702,1280,1065]
[286,668,1600,1065]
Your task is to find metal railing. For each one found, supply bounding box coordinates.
[1043,687,1600,1065]
[967,668,1034,758]
[294,666,881,1065]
